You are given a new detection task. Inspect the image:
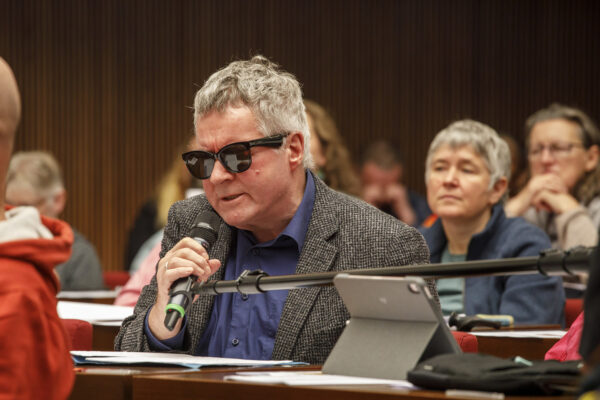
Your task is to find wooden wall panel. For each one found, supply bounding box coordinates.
[1,0,599,271]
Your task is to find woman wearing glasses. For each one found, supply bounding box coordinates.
[420,119,564,325]
[505,104,600,249]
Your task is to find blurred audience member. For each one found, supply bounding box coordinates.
[545,311,583,361]
[6,151,104,291]
[125,138,201,272]
[579,237,600,395]
[304,99,361,197]
[505,104,600,249]
[500,133,528,197]
[114,142,203,306]
[129,228,164,274]
[114,240,160,306]
[420,119,564,325]
[360,140,430,226]
[0,58,74,399]
[546,236,600,395]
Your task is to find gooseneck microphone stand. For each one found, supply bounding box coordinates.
[190,246,595,296]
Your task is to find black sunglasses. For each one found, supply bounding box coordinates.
[182,133,289,179]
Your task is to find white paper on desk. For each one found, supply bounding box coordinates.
[57,301,133,324]
[225,371,417,388]
[71,351,303,369]
[58,289,121,299]
[470,330,566,339]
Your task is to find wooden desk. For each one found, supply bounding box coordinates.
[69,366,190,400]
[471,325,563,360]
[70,366,574,400]
[131,368,574,400]
[70,366,314,400]
[70,333,566,399]
[477,335,560,360]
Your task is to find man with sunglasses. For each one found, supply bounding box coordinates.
[116,55,433,364]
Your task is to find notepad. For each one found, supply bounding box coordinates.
[224,371,417,388]
[470,330,566,339]
[57,301,134,326]
[71,350,306,369]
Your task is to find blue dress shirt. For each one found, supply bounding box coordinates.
[145,172,315,359]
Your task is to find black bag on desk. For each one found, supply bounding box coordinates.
[407,353,582,395]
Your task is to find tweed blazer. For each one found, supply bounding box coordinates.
[115,174,433,364]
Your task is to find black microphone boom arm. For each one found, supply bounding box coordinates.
[192,246,595,296]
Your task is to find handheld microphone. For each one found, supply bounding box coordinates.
[164,210,220,331]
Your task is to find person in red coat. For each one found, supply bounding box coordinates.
[0,57,75,399]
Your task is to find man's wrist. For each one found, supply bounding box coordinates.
[148,302,181,340]
[144,305,186,351]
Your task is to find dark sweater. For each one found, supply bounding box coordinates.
[420,204,565,326]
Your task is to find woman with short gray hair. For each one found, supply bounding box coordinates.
[420,119,565,325]
[425,119,512,203]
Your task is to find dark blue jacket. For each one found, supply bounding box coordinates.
[420,205,565,326]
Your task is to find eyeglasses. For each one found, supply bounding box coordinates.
[528,142,584,160]
[182,133,289,179]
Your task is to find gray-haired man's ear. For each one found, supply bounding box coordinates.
[0,58,21,219]
[47,189,67,219]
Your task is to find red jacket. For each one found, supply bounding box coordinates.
[0,211,75,400]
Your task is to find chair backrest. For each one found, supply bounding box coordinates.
[103,271,130,289]
[451,331,478,353]
[61,318,93,351]
[564,298,584,328]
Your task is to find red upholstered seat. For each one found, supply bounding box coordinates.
[564,298,583,328]
[451,331,478,353]
[61,318,93,351]
[103,271,130,289]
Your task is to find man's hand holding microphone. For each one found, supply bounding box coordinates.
[148,211,221,340]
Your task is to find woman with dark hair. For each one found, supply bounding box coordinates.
[505,104,600,249]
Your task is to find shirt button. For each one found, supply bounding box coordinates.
[252,248,261,256]
[241,294,249,301]
[231,338,240,346]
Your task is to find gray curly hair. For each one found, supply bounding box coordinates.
[193,55,312,169]
[425,119,511,203]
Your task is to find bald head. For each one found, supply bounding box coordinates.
[0,58,22,217]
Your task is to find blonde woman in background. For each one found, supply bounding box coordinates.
[304,99,361,197]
